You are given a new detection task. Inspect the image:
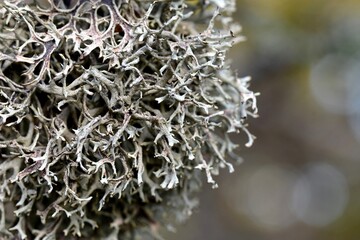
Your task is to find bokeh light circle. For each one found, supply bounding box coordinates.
[290,163,348,227]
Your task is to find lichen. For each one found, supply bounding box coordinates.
[0,0,258,239]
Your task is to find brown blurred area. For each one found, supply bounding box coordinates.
[167,1,360,239]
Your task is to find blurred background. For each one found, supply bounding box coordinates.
[167,0,360,239]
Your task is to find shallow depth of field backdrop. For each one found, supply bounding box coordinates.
[166,0,360,239]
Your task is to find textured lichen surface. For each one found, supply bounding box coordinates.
[0,0,258,239]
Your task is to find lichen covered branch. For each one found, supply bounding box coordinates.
[0,0,258,239]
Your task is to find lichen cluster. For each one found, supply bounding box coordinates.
[0,0,258,239]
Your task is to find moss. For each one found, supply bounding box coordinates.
[0,0,257,239]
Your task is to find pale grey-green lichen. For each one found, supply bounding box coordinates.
[0,0,258,239]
